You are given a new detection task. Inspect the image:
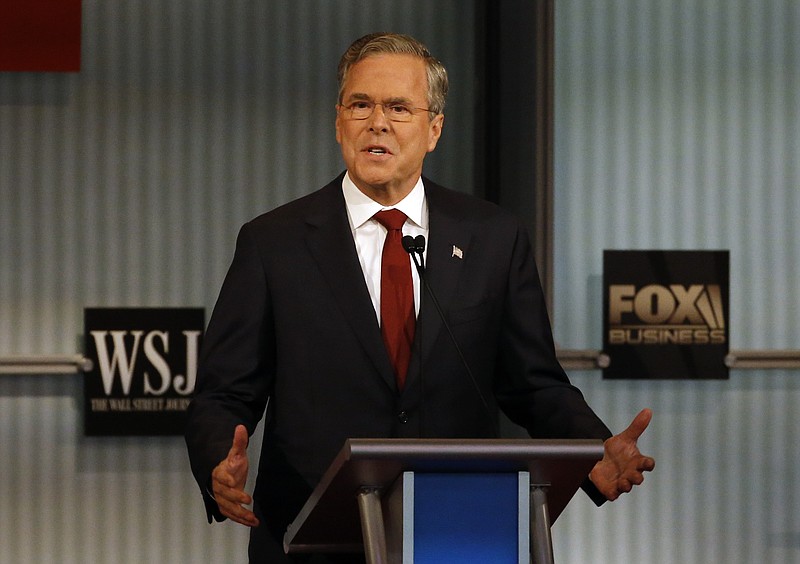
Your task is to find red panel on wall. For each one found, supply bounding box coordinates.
[0,0,82,72]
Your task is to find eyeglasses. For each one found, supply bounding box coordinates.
[339,100,432,122]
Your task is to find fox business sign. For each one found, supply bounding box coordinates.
[603,251,729,379]
[84,308,204,435]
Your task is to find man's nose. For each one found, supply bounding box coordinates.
[368,103,390,130]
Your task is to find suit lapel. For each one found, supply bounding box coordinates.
[303,181,397,391]
[405,183,473,389]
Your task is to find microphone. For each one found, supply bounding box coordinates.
[403,235,499,437]
[402,235,426,274]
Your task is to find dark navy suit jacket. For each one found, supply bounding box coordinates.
[185,174,611,561]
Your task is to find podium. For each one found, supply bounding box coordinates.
[283,439,604,564]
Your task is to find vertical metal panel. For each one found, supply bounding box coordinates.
[0,1,477,562]
[554,1,799,562]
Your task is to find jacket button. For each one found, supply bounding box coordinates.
[397,410,409,424]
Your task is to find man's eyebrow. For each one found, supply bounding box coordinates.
[345,93,371,102]
[384,96,414,105]
[344,93,414,105]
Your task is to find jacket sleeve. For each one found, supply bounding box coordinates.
[184,222,275,521]
[491,220,612,505]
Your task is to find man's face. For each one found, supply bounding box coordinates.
[335,54,444,204]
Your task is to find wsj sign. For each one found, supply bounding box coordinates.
[84,308,204,435]
[603,251,729,379]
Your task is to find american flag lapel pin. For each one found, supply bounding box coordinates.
[452,245,463,259]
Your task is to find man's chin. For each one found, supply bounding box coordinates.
[349,169,393,191]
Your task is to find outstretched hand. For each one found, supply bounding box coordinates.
[589,408,655,501]
[211,424,260,527]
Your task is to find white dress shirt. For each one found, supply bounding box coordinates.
[341,172,428,323]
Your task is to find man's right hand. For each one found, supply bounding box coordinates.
[211,424,260,527]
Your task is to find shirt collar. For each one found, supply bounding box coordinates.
[342,172,427,230]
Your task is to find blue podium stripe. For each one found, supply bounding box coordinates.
[413,473,519,564]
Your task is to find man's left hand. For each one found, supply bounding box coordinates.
[589,408,655,501]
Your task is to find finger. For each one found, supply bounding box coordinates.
[627,472,645,486]
[224,425,250,484]
[218,498,260,528]
[618,408,653,442]
[213,477,259,528]
[639,455,656,472]
[212,465,237,488]
[228,424,249,459]
[213,480,254,505]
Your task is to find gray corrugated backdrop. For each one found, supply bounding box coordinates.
[1,0,798,562]
[553,1,799,563]
[0,1,478,562]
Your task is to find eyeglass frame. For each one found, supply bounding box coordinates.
[337,99,435,122]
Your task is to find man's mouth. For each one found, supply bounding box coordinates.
[365,146,390,155]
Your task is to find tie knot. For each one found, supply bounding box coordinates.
[374,209,407,231]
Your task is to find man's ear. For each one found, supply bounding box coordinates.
[427,114,444,153]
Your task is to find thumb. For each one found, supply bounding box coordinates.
[619,408,652,442]
[227,424,249,462]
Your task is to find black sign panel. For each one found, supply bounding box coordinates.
[603,251,729,379]
[84,308,204,435]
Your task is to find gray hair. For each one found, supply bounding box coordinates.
[337,32,448,117]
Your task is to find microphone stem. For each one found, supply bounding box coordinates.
[417,262,500,439]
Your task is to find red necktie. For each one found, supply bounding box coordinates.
[374,209,415,391]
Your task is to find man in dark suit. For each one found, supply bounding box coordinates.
[185,32,655,562]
